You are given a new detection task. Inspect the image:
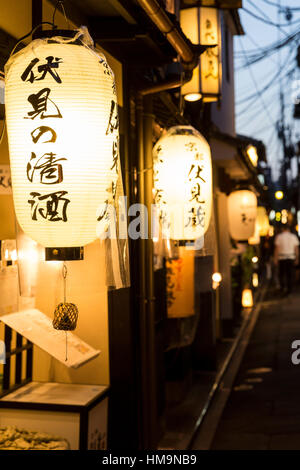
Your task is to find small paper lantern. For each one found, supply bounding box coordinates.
[5,32,119,249]
[228,190,257,241]
[242,288,253,308]
[153,125,212,240]
[180,7,221,102]
[252,273,259,288]
[257,206,270,237]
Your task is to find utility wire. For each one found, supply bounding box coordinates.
[238,36,276,127]
[243,7,300,29]
[260,0,300,11]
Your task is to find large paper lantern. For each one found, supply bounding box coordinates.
[5,31,119,249]
[228,190,257,241]
[180,7,221,102]
[153,125,212,240]
[257,206,270,237]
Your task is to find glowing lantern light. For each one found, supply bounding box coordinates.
[227,190,257,241]
[252,256,258,264]
[246,145,258,167]
[252,273,259,288]
[212,272,222,289]
[248,220,260,245]
[5,31,119,251]
[257,206,270,236]
[242,288,253,308]
[153,125,212,240]
[180,7,221,102]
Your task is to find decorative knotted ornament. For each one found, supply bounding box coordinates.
[53,263,78,331]
[53,302,78,331]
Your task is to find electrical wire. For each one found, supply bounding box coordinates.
[236,60,295,107]
[260,0,300,11]
[237,35,276,127]
[243,6,300,28]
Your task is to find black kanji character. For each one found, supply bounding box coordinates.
[28,190,70,222]
[27,152,66,184]
[21,56,62,83]
[25,88,62,120]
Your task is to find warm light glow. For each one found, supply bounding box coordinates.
[269,226,274,237]
[180,7,221,102]
[275,190,284,200]
[248,221,260,245]
[242,288,253,308]
[252,256,259,263]
[184,93,202,102]
[246,145,258,167]
[257,206,270,236]
[153,126,212,240]
[252,273,259,288]
[228,190,257,241]
[281,210,288,224]
[212,272,222,283]
[275,211,281,222]
[5,33,119,248]
[11,249,18,261]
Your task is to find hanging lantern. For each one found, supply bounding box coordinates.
[153,125,212,241]
[5,30,119,256]
[257,206,270,237]
[228,190,257,241]
[252,273,259,288]
[242,288,253,308]
[180,7,221,102]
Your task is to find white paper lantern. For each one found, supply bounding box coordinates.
[5,33,119,248]
[153,125,212,240]
[228,190,257,241]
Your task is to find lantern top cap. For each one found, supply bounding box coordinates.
[164,125,205,139]
[5,26,94,73]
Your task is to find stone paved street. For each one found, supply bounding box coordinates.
[212,291,300,450]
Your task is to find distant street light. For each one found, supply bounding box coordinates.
[275,190,284,200]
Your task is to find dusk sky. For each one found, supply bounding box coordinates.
[234,0,300,181]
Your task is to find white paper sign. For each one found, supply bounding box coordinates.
[0,309,100,368]
[0,165,12,194]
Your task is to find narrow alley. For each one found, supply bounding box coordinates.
[209,290,300,450]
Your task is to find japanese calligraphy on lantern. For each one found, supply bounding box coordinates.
[0,165,12,194]
[228,190,257,241]
[5,33,120,248]
[153,126,212,241]
[180,7,221,102]
[199,7,221,99]
[166,248,195,318]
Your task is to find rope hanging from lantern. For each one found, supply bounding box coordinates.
[53,263,78,360]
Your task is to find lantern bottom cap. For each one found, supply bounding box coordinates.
[45,247,84,261]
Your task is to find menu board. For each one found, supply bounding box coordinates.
[0,309,100,369]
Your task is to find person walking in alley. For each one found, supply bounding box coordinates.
[274,224,299,295]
